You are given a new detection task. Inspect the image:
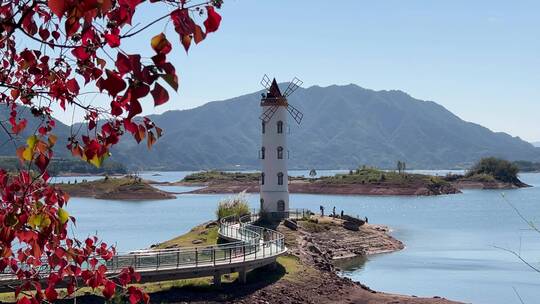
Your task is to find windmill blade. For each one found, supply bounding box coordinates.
[283,77,303,97]
[260,105,278,123]
[260,74,272,90]
[287,104,304,124]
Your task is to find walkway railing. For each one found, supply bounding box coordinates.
[104,212,287,272]
[0,209,305,288]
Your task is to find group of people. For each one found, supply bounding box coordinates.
[318,205,368,223]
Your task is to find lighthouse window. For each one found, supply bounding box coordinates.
[277,200,285,212]
[261,173,265,185]
[277,121,283,134]
[262,121,265,134]
[277,146,284,159]
[277,172,284,185]
[261,147,265,159]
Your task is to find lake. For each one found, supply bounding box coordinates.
[58,171,540,304]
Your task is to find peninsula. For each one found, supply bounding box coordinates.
[57,176,174,200]
[143,214,460,304]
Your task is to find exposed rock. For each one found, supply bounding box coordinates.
[341,215,365,226]
[343,221,360,231]
[284,219,298,230]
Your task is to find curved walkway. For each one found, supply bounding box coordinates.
[0,211,294,291]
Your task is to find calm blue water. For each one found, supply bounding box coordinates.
[61,171,540,304]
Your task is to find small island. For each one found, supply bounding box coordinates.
[57,176,175,200]
[171,168,461,196]
[443,157,530,189]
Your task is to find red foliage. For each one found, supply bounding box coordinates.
[0,0,224,302]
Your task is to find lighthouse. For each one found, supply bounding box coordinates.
[259,76,303,219]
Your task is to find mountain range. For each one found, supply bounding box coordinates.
[532,141,540,148]
[109,84,540,170]
[2,84,539,170]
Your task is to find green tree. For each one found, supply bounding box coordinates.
[467,157,520,183]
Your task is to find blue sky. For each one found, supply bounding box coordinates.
[66,1,540,142]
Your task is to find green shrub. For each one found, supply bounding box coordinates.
[467,173,496,182]
[216,191,250,220]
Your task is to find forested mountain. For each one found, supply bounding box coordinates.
[2,84,539,171]
[107,84,540,170]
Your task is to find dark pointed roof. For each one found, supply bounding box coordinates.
[267,78,282,98]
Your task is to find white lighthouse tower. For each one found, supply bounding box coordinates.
[259,76,303,219]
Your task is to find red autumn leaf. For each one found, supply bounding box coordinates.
[116,53,132,75]
[181,35,192,52]
[127,98,142,120]
[204,6,222,33]
[51,30,60,40]
[98,70,127,97]
[17,297,31,304]
[105,33,121,47]
[11,119,27,135]
[111,100,123,116]
[39,28,50,40]
[65,16,81,37]
[102,280,116,299]
[193,25,206,44]
[150,33,172,55]
[123,119,138,134]
[44,286,58,302]
[151,83,169,106]
[160,74,179,92]
[35,154,49,173]
[71,46,90,61]
[66,79,80,94]
[48,0,66,18]
[10,89,20,99]
[170,9,196,36]
[132,84,150,99]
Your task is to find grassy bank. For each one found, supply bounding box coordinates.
[182,171,260,183]
[320,167,450,187]
[155,223,219,249]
